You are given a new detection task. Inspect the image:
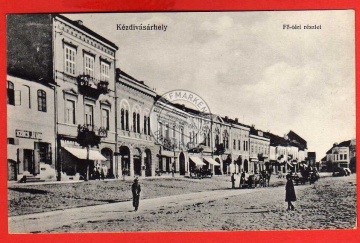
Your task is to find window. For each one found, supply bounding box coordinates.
[24,85,31,108]
[37,90,46,112]
[344,154,347,160]
[101,61,110,81]
[65,99,76,124]
[144,116,147,134]
[121,108,125,130]
[133,112,137,132]
[340,154,343,160]
[207,133,210,146]
[84,54,94,77]
[85,104,94,127]
[238,140,241,150]
[233,139,236,150]
[64,45,76,75]
[7,81,15,105]
[102,109,110,130]
[137,114,140,133]
[125,110,129,131]
[147,117,150,135]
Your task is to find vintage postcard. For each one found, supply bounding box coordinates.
[6,10,356,235]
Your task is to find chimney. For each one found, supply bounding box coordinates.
[235,118,238,123]
[76,20,83,26]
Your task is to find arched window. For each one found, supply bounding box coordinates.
[37,89,47,112]
[133,112,137,132]
[137,113,140,133]
[147,117,150,135]
[207,133,211,146]
[7,81,14,105]
[144,115,147,134]
[203,133,207,146]
[121,108,125,130]
[125,110,129,131]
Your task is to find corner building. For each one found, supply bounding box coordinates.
[7,14,119,180]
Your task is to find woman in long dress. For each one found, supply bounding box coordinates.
[285,174,296,210]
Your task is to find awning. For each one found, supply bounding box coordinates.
[250,158,258,162]
[287,161,293,167]
[203,157,220,166]
[189,156,205,166]
[63,147,107,161]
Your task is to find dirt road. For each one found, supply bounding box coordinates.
[9,174,356,233]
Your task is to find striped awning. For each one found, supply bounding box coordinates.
[63,147,106,161]
[203,157,220,166]
[189,156,205,166]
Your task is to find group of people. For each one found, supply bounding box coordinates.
[230,171,297,211]
[93,163,108,180]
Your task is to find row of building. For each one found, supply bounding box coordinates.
[7,14,317,181]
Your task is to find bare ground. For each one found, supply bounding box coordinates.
[32,174,357,232]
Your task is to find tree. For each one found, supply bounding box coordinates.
[77,125,101,181]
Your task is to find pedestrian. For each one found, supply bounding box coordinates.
[285,174,296,210]
[239,171,245,188]
[231,173,236,189]
[131,177,141,211]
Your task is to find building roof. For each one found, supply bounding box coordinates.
[55,14,119,50]
[263,131,288,146]
[337,140,352,147]
[287,130,307,145]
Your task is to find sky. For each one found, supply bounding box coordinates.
[64,11,355,159]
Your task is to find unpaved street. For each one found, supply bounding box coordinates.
[9,174,356,233]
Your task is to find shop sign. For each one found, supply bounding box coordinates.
[16,129,43,140]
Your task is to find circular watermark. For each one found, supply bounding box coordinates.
[150,90,212,151]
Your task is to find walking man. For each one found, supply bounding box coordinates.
[131,177,141,211]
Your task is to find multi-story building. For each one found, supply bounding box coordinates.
[6,75,56,181]
[221,117,250,174]
[326,140,355,169]
[7,15,58,181]
[116,69,158,177]
[7,14,119,181]
[249,126,270,174]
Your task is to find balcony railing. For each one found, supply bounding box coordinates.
[77,75,109,99]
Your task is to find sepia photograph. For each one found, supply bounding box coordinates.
[6,10,356,234]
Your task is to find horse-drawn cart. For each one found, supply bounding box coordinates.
[239,172,264,188]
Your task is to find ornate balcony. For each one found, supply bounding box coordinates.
[77,124,107,147]
[77,75,109,99]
